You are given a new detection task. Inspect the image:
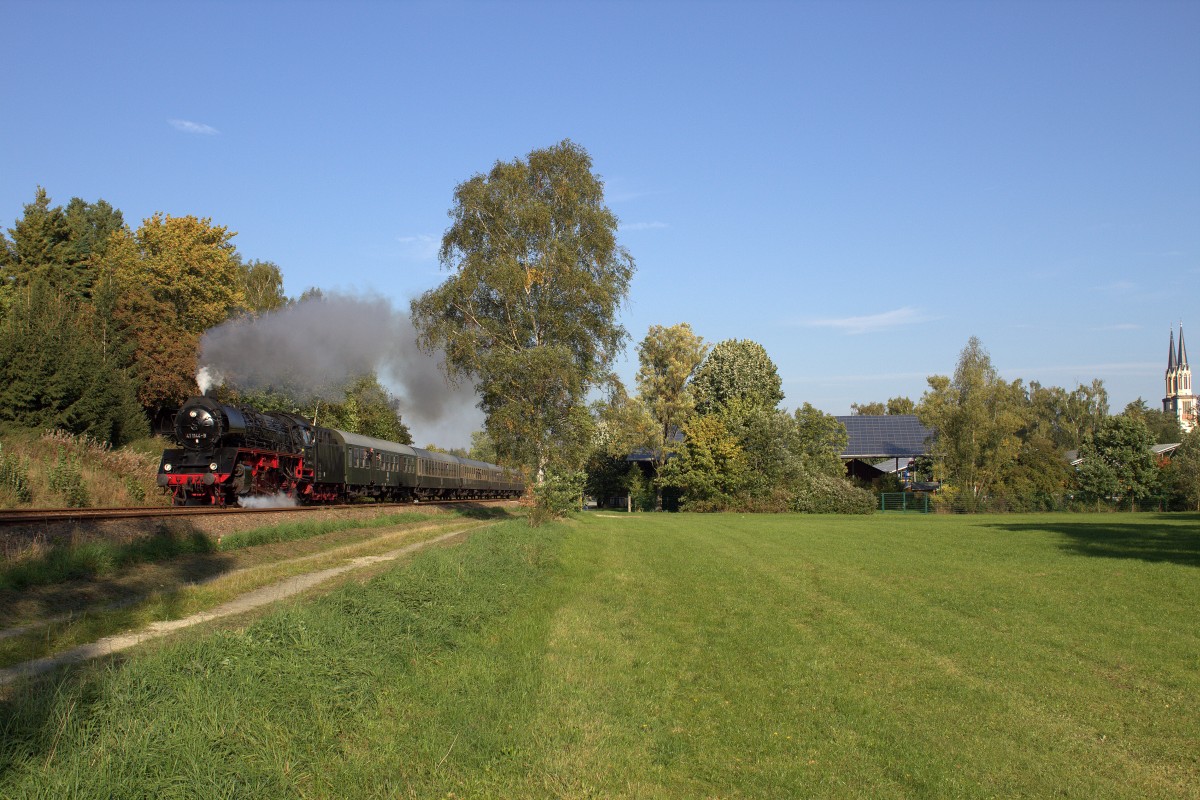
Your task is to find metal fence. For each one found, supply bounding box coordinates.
[880,493,930,513]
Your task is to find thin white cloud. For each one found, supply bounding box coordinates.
[1092,323,1140,331]
[1094,280,1135,293]
[784,370,931,386]
[603,178,668,204]
[1006,361,1159,378]
[397,234,440,261]
[802,306,935,335]
[620,221,669,232]
[168,119,219,135]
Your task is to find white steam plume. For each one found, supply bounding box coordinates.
[237,493,298,509]
[197,292,482,447]
[196,366,224,394]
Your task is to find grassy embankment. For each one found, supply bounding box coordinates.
[0,428,169,510]
[1,512,1198,798]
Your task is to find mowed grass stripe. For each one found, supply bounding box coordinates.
[0,513,1196,798]
[521,514,1198,797]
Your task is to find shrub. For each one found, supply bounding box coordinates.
[125,475,147,503]
[627,465,656,512]
[529,468,585,527]
[789,472,876,514]
[0,441,33,504]
[48,447,90,508]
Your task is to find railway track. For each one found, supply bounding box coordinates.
[0,499,506,527]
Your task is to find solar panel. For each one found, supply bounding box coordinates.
[836,415,934,458]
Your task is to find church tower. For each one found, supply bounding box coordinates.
[1163,323,1196,434]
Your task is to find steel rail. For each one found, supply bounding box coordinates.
[0,499,507,527]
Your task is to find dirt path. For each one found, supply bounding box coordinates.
[0,524,486,687]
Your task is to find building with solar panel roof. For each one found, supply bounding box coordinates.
[837,414,935,487]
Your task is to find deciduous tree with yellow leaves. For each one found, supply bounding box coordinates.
[411,140,634,480]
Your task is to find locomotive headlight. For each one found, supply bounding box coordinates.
[210,462,219,471]
[164,464,172,471]
[189,410,198,418]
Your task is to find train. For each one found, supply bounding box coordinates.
[157,395,525,506]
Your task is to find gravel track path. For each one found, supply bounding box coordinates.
[0,523,487,686]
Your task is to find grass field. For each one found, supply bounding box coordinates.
[1,512,1197,798]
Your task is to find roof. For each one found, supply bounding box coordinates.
[334,429,419,456]
[1066,442,1180,467]
[836,415,934,459]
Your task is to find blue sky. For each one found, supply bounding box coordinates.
[4,0,1198,445]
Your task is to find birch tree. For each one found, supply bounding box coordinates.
[410,140,634,479]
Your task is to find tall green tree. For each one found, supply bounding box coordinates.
[660,413,747,510]
[1024,380,1108,451]
[1076,415,1160,510]
[62,196,124,294]
[918,337,1027,509]
[634,323,708,506]
[1162,429,1200,511]
[0,282,146,445]
[237,258,288,315]
[1,188,124,305]
[793,402,850,478]
[691,339,784,416]
[1,188,68,297]
[850,401,886,416]
[999,435,1075,510]
[467,429,498,464]
[851,396,917,416]
[1121,398,1183,445]
[229,373,411,443]
[411,140,635,479]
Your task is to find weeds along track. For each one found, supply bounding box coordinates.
[0,498,508,527]
[0,500,505,564]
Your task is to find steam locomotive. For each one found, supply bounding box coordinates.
[157,396,524,506]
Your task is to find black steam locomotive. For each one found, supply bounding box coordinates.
[157,396,524,506]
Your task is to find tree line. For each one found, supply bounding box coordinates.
[6,139,1196,514]
[907,337,1199,511]
[407,140,1198,513]
[0,188,409,446]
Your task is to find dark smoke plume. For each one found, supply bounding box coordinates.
[197,293,482,447]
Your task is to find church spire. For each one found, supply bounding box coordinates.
[1168,327,1177,371]
[1179,323,1188,369]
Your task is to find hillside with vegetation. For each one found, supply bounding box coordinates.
[0,430,167,511]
